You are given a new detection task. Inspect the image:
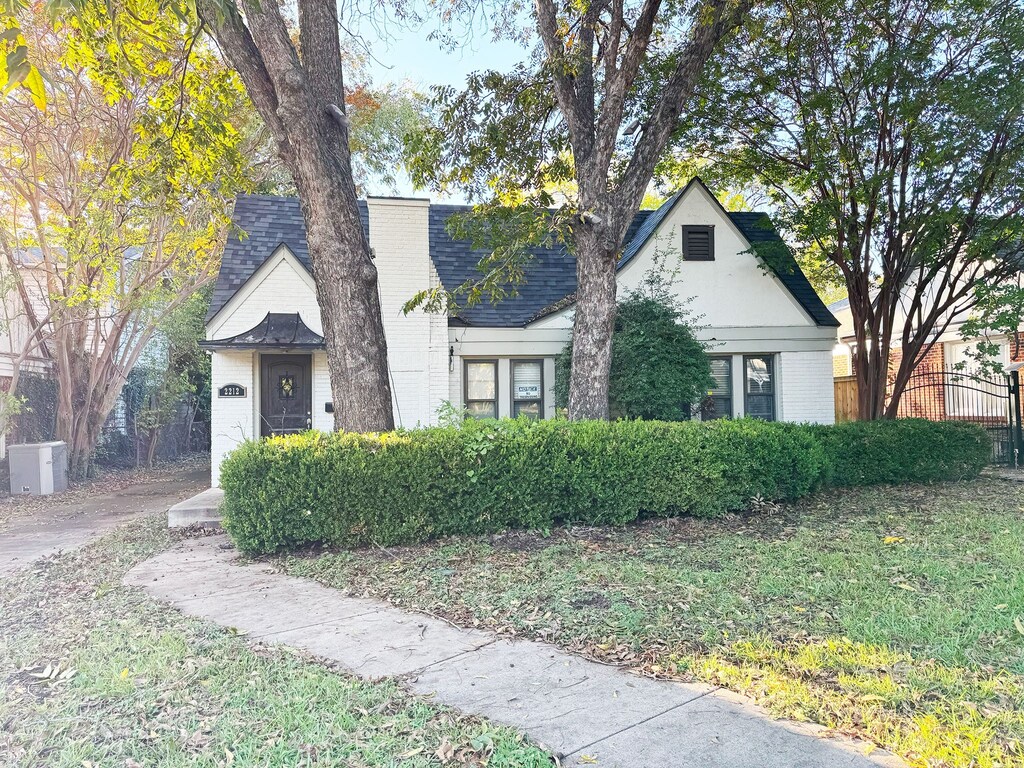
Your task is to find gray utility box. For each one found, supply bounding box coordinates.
[9,441,68,496]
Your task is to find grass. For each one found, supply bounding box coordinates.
[0,519,553,767]
[280,479,1024,768]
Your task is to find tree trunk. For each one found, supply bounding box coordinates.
[298,190,394,433]
[201,0,394,433]
[146,427,160,468]
[855,352,889,420]
[568,228,618,420]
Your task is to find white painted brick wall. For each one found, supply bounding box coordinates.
[427,263,451,422]
[779,350,835,424]
[210,350,256,486]
[368,198,448,428]
[312,351,332,431]
[210,250,322,339]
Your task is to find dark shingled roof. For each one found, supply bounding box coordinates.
[207,195,368,322]
[200,312,324,349]
[209,183,837,329]
[427,205,652,327]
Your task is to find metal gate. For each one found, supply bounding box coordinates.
[895,367,1023,465]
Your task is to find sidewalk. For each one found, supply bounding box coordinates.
[126,536,904,768]
[0,466,207,575]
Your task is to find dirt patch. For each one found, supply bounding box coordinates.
[570,591,613,610]
[3,670,57,703]
[488,530,554,553]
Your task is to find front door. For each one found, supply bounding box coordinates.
[260,354,312,437]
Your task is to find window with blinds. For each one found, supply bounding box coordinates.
[703,357,732,419]
[465,360,498,419]
[744,355,776,421]
[681,225,715,261]
[511,360,543,419]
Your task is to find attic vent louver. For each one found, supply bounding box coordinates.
[682,225,714,261]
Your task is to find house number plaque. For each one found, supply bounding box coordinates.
[218,383,247,398]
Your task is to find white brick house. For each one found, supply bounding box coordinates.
[204,178,839,485]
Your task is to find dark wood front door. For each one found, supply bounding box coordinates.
[260,354,312,437]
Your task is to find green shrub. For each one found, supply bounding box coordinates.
[813,418,991,486]
[220,418,990,554]
[554,280,714,421]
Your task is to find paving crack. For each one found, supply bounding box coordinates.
[563,686,719,759]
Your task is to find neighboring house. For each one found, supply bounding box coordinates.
[0,250,56,456]
[829,295,1022,422]
[203,178,840,485]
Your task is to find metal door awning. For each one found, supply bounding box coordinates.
[200,313,325,350]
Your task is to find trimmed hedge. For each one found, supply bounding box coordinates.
[220,418,990,554]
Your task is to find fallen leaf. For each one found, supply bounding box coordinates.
[435,739,455,762]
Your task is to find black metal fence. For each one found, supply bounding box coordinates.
[10,373,209,470]
[895,367,1022,465]
[98,394,209,469]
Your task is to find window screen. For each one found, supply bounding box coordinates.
[465,360,497,419]
[512,360,543,419]
[744,355,775,421]
[682,226,714,261]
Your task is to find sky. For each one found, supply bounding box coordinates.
[355,21,527,90]
[344,10,530,199]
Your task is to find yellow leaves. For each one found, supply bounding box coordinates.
[858,694,886,703]
[882,536,905,545]
[22,62,45,109]
[1,21,45,109]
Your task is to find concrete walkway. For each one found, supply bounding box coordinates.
[126,536,904,768]
[0,466,207,575]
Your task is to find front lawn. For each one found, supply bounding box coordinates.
[0,520,553,767]
[281,479,1024,768]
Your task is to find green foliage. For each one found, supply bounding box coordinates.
[813,419,992,487]
[554,274,713,420]
[220,418,989,555]
[677,0,1024,414]
[10,373,57,442]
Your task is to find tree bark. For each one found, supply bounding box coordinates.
[201,0,394,432]
[532,0,748,420]
[568,227,619,419]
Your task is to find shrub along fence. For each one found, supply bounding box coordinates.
[220,418,990,554]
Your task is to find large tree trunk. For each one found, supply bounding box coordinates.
[295,183,393,433]
[854,342,889,420]
[568,228,618,420]
[201,0,394,433]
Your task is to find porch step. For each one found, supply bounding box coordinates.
[168,488,224,528]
